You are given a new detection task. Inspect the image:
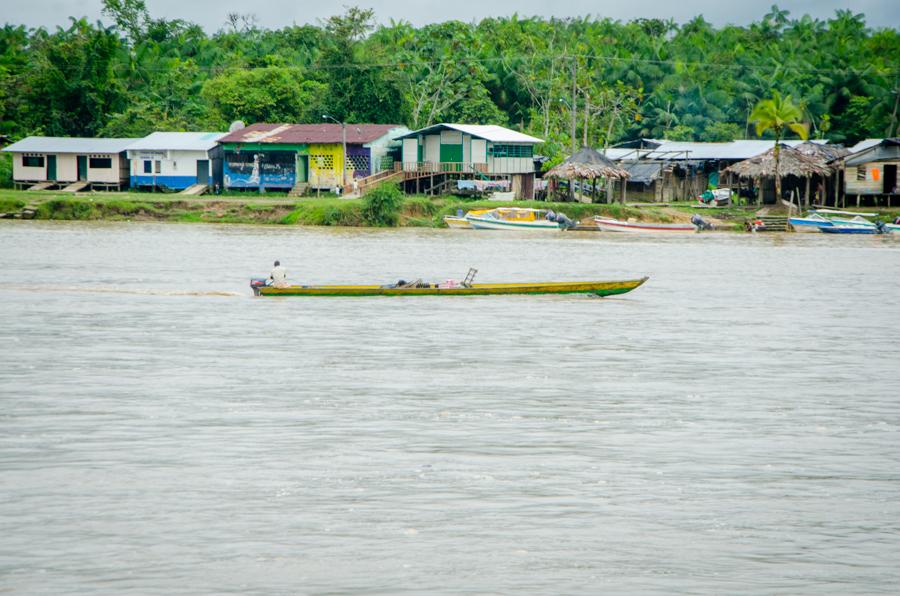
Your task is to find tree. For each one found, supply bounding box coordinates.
[201,67,327,125]
[101,0,149,42]
[749,90,808,206]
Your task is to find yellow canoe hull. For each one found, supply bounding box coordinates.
[256,277,648,297]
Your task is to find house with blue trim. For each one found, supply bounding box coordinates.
[126,132,225,191]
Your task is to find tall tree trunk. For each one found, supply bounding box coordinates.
[570,57,577,154]
[583,92,589,148]
[774,133,782,211]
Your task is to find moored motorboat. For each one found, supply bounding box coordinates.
[819,225,879,235]
[443,209,489,229]
[789,212,835,232]
[465,208,564,231]
[250,276,649,297]
[589,217,698,233]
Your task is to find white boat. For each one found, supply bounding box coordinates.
[465,208,564,231]
[590,217,698,233]
[789,213,835,232]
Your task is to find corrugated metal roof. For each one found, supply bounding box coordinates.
[217,123,407,145]
[622,161,664,183]
[844,139,900,166]
[126,132,225,152]
[2,136,140,154]
[604,139,827,161]
[396,123,543,144]
[848,138,884,154]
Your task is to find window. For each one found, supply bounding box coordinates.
[856,167,866,181]
[143,160,152,174]
[347,154,370,175]
[312,154,335,170]
[154,160,161,174]
[89,157,112,169]
[23,155,45,168]
[489,144,533,158]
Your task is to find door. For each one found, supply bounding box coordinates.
[77,156,88,181]
[295,155,308,182]
[883,164,897,194]
[196,160,209,185]
[47,155,57,181]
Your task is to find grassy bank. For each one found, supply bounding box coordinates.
[5,189,896,229]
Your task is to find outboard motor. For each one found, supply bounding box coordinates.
[876,221,886,234]
[250,277,268,295]
[555,212,575,229]
[691,214,712,231]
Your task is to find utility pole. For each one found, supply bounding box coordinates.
[323,114,348,189]
[571,56,578,154]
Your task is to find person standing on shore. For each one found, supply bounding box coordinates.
[268,260,288,288]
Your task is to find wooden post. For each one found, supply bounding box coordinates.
[621,177,627,203]
[804,175,811,211]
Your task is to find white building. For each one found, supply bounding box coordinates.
[126,132,226,191]
[395,124,543,198]
[2,137,137,190]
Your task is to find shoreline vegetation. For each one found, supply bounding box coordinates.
[3,190,900,230]
[0,189,760,230]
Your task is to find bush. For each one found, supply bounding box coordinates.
[362,183,403,226]
[0,154,12,188]
[37,199,97,220]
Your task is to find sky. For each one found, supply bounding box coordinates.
[3,0,899,31]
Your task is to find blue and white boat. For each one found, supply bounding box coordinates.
[819,225,879,235]
[789,212,835,233]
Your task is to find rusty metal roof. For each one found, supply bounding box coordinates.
[218,123,407,145]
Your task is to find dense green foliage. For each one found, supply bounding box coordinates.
[1,3,898,161]
[362,182,404,226]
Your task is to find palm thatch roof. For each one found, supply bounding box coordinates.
[723,144,832,178]
[545,146,629,180]
[794,141,850,164]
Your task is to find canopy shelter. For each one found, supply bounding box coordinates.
[545,146,629,202]
[723,144,831,209]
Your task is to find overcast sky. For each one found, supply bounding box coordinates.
[4,0,899,31]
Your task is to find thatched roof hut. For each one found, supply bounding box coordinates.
[723,144,831,179]
[545,146,630,180]
[794,141,850,164]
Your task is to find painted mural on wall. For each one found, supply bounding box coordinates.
[224,151,296,188]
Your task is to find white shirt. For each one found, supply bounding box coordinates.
[270,265,288,288]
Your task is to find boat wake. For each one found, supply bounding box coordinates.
[5,286,242,297]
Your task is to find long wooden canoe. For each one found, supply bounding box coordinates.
[253,277,648,297]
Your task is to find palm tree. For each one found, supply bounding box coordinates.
[750,91,809,206]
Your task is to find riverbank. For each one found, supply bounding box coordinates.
[3,189,897,229]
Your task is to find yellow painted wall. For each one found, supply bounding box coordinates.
[308,143,344,188]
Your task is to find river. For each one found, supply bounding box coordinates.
[1,221,898,594]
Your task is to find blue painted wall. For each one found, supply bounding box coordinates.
[131,175,197,190]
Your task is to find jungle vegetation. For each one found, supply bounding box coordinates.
[1,1,898,166]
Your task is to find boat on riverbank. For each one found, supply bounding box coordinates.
[586,217,698,233]
[465,208,564,231]
[791,209,878,233]
[443,209,489,229]
[251,277,649,297]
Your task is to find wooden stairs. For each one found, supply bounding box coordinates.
[179,184,208,196]
[357,169,403,195]
[288,182,309,197]
[26,182,54,191]
[756,215,789,232]
[60,181,90,193]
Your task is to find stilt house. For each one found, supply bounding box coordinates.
[394,124,544,199]
[843,138,900,207]
[2,137,137,191]
[216,123,409,192]
[126,132,225,191]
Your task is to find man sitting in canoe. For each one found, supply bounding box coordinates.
[268,260,289,288]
